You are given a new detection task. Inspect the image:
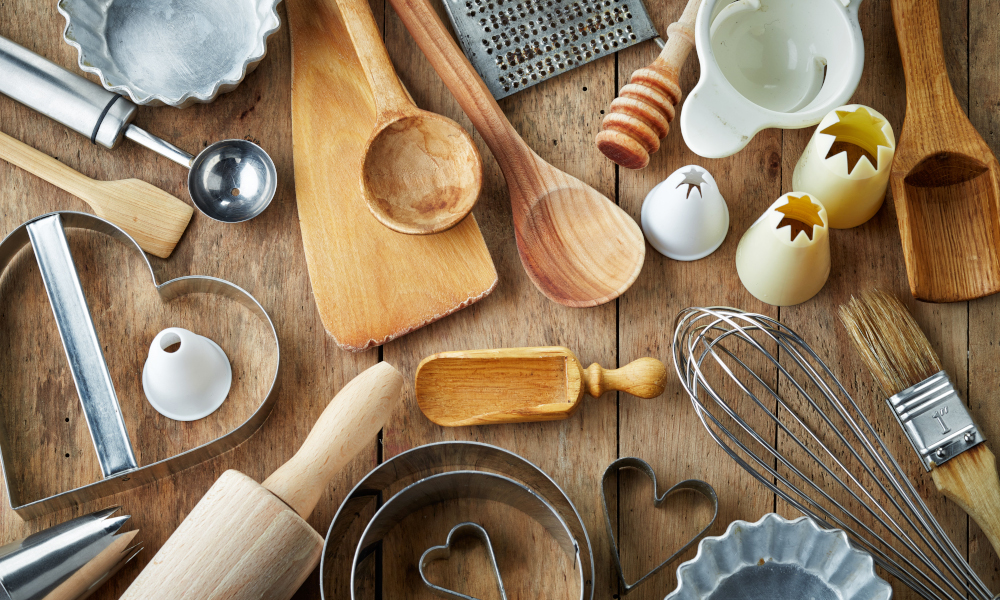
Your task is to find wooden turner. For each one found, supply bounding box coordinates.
[890,0,1000,302]
[386,0,646,307]
[415,347,667,426]
[0,130,192,259]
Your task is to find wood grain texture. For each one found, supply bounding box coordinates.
[931,444,1000,557]
[890,0,1000,302]
[386,0,646,307]
[287,0,497,350]
[595,0,699,170]
[0,130,192,258]
[414,347,665,426]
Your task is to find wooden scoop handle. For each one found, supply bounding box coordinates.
[931,444,1000,557]
[583,357,668,398]
[595,0,700,170]
[263,362,404,519]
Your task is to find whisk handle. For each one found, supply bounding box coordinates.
[584,358,668,399]
[931,444,1000,557]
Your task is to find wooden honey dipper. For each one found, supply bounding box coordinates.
[596,0,701,170]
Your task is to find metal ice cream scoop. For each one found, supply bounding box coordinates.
[0,35,276,224]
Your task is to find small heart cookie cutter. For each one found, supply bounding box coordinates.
[601,457,718,594]
[0,212,279,518]
[419,522,508,600]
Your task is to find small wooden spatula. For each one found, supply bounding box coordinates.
[0,130,192,259]
[415,347,667,426]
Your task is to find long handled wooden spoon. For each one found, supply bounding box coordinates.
[386,0,646,306]
[0,130,192,258]
[415,347,667,426]
[890,0,1000,302]
[335,0,482,235]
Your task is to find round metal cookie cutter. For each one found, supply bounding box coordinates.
[321,441,594,600]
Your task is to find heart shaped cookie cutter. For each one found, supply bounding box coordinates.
[601,457,718,594]
[0,212,279,519]
[419,522,507,600]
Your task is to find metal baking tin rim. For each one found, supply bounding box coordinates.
[352,471,585,600]
[320,441,595,600]
[0,211,280,518]
[56,0,284,108]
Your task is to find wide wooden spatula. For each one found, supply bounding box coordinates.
[120,362,404,600]
[416,347,667,426]
[890,0,1000,302]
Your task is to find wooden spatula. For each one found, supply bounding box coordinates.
[890,0,1000,302]
[386,0,645,307]
[415,347,667,426]
[0,130,192,259]
[120,362,404,599]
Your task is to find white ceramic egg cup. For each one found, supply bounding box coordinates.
[792,105,895,229]
[736,193,830,306]
[641,165,730,261]
[681,0,865,158]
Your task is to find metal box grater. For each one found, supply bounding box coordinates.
[441,0,660,99]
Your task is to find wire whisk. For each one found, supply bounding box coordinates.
[672,307,995,600]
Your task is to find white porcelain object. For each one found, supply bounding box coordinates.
[792,105,896,229]
[58,0,283,107]
[736,192,830,306]
[142,327,233,421]
[666,514,892,600]
[641,165,730,261]
[681,0,865,158]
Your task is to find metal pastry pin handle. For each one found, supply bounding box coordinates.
[26,214,137,477]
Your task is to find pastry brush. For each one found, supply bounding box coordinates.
[840,289,1000,556]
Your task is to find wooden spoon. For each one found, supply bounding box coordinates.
[890,0,1000,302]
[386,0,646,306]
[415,347,667,426]
[0,130,192,259]
[335,0,482,235]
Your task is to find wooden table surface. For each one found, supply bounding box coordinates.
[1,0,998,598]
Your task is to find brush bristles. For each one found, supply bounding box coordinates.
[838,289,942,397]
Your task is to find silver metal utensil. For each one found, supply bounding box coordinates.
[0,35,276,224]
[0,506,141,600]
[671,307,995,600]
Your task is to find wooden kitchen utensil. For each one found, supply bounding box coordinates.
[386,0,646,307]
[890,0,1000,302]
[595,0,700,170]
[0,130,192,259]
[336,0,482,235]
[286,0,496,351]
[415,347,667,426]
[119,362,404,599]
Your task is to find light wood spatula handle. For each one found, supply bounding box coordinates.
[584,358,668,398]
[0,130,95,198]
[931,444,1000,556]
[263,362,404,519]
[386,0,530,173]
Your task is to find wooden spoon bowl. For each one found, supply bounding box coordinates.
[362,110,482,235]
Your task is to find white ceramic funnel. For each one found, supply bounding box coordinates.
[681,0,864,158]
[142,327,232,421]
[641,165,729,261]
[792,105,895,229]
[736,193,830,306]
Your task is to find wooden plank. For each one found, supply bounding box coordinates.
[0,4,378,600]
[379,0,620,594]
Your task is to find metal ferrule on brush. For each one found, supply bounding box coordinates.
[887,371,984,470]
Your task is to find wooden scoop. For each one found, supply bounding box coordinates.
[120,362,404,600]
[386,0,646,306]
[0,130,192,259]
[890,0,1000,302]
[336,0,482,235]
[415,347,667,426]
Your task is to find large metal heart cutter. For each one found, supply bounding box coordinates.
[0,212,279,518]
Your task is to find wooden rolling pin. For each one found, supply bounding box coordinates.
[595,0,701,170]
[120,362,404,600]
[416,347,667,426]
